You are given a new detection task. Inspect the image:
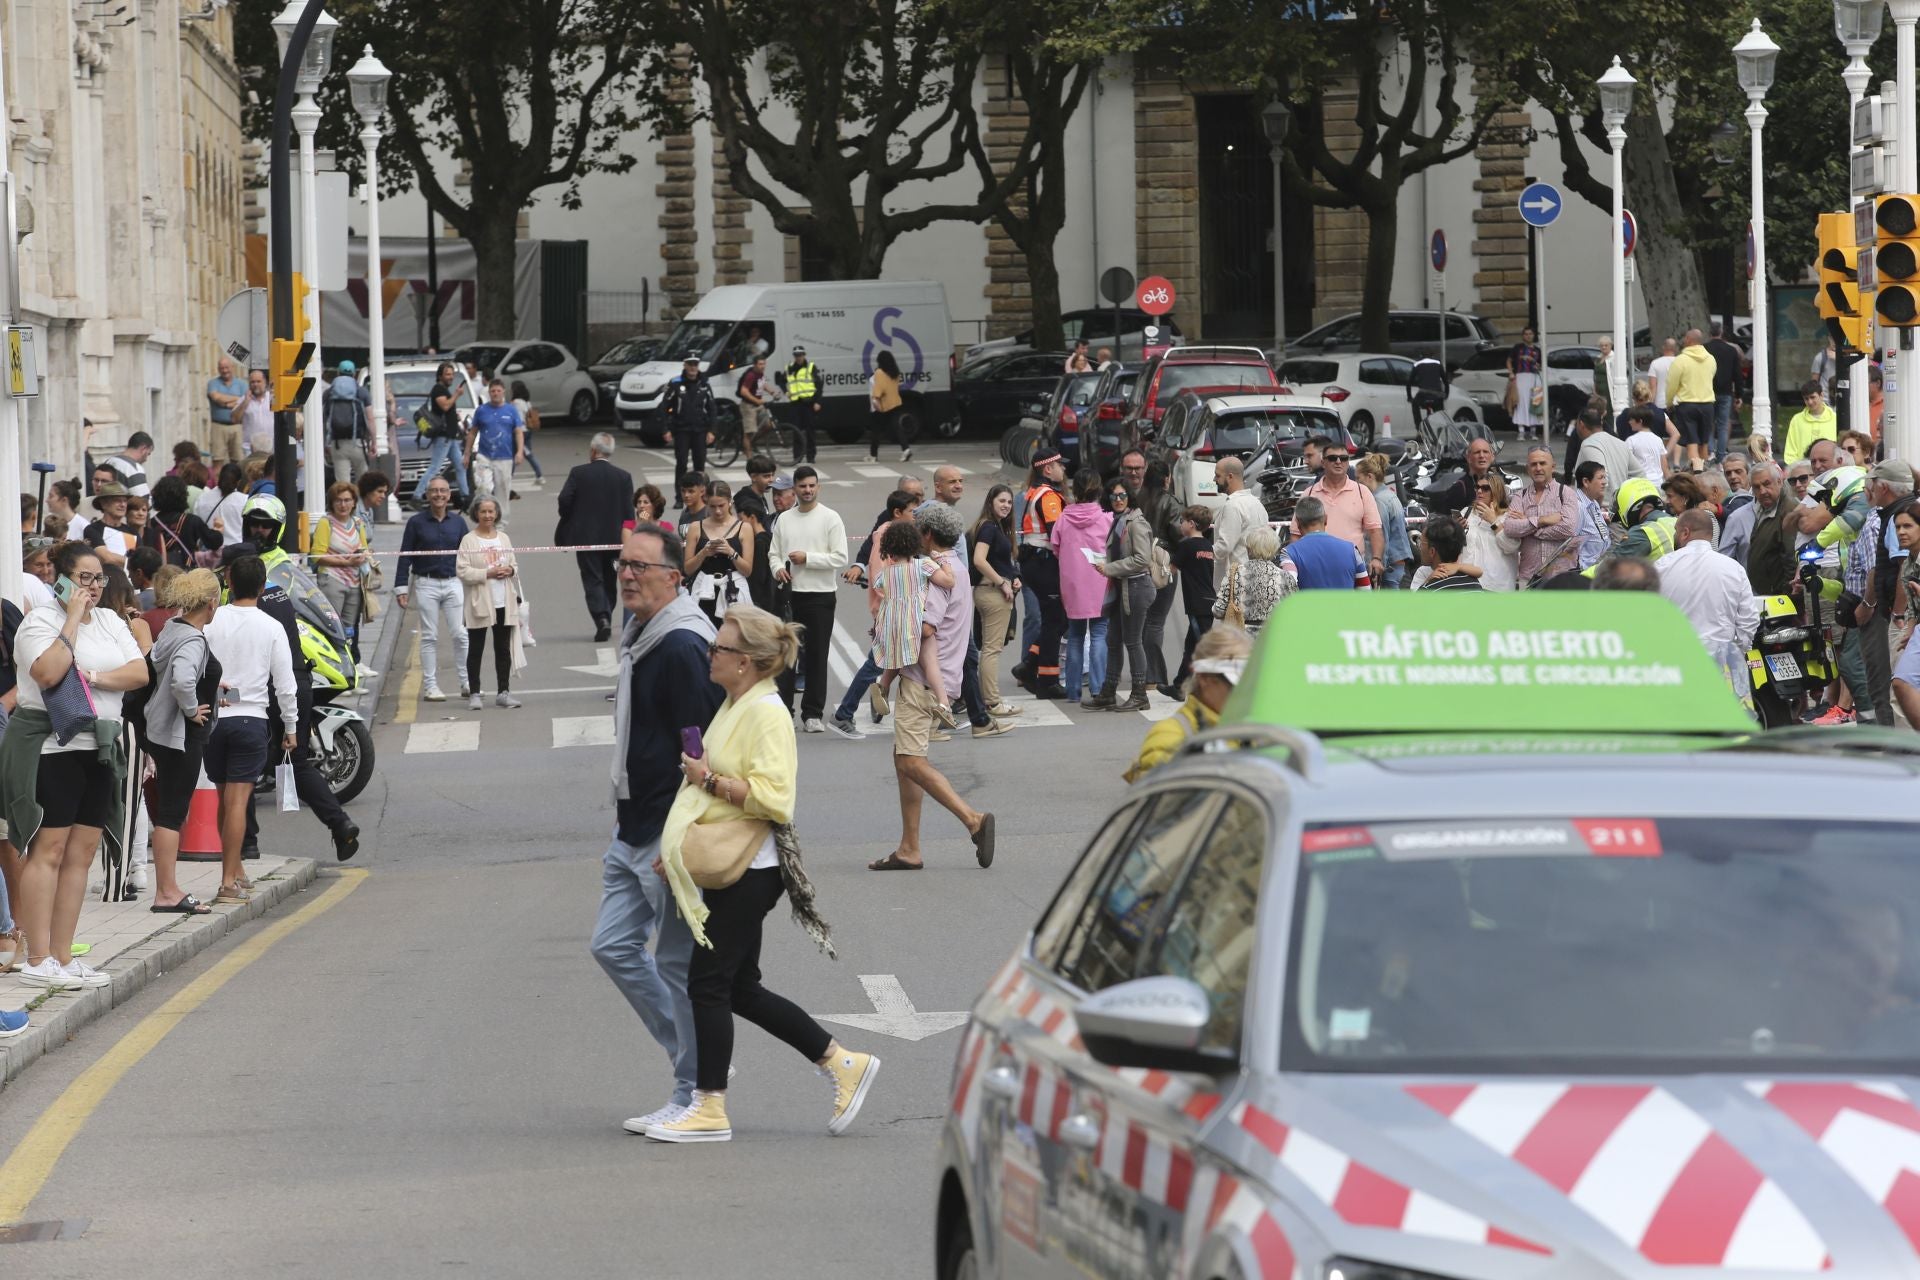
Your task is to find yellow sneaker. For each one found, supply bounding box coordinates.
[820,1049,881,1135]
[645,1091,731,1143]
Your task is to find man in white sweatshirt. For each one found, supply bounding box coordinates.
[203,554,299,904]
[767,464,847,731]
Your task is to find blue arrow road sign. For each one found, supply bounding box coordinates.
[1518,182,1563,229]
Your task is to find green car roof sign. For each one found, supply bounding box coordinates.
[1223,592,1754,736]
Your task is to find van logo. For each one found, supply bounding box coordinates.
[862,307,925,383]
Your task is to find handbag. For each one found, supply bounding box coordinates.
[1149,540,1173,590]
[43,643,98,746]
[680,818,770,890]
[1221,562,1246,629]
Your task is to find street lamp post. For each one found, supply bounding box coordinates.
[1598,57,1637,411]
[1890,0,1920,460]
[1836,0,1884,448]
[348,46,391,492]
[273,1,338,525]
[1734,19,1780,436]
[1261,100,1291,360]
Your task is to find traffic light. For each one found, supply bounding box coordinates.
[268,271,310,337]
[1873,194,1920,327]
[270,338,314,412]
[1817,212,1870,351]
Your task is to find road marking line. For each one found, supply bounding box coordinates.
[393,629,422,726]
[405,722,480,753]
[494,684,614,696]
[852,464,902,480]
[552,715,616,748]
[0,868,370,1225]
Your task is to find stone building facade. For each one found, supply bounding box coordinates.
[2,0,246,481]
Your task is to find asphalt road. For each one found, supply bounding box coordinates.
[0,426,1184,1277]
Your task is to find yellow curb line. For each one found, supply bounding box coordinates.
[0,868,370,1224]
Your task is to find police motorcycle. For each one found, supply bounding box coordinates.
[237,498,378,803]
[1742,541,1837,729]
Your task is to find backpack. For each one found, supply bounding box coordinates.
[326,389,363,441]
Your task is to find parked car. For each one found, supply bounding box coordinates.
[1290,309,1499,366]
[1274,352,1483,449]
[1116,346,1282,455]
[451,340,600,424]
[363,360,483,504]
[959,308,1185,365]
[952,350,1072,437]
[1027,371,1105,472]
[1453,344,1606,432]
[1150,391,1348,512]
[586,336,663,414]
[1065,366,1144,477]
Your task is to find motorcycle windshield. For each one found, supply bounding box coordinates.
[268,559,345,638]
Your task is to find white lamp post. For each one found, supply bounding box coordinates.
[1261,100,1292,359]
[1734,19,1779,436]
[1597,57,1637,411]
[272,1,338,520]
[348,46,391,475]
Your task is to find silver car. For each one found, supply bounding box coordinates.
[938,593,1920,1280]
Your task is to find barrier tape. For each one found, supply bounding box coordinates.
[385,542,625,556]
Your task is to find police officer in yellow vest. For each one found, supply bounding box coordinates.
[1584,477,1676,576]
[777,344,823,466]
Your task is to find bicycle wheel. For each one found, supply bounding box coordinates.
[752,421,797,459]
[712,406,744,466]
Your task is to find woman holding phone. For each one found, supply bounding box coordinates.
[1,541,147,989]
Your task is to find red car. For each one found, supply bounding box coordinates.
[1108,346,1281,470]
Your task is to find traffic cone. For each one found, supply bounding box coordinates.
[178,766,223,862]
[1381,412,1395,440]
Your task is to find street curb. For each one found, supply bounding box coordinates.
[0,858,320,1087]
[361,585,411,721]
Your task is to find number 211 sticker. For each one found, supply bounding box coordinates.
[1571,818,1663,857]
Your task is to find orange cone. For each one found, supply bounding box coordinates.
[178,766,223,862]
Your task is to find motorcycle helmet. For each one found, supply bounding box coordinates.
[241,493,287,550]
[1808,464,1866,512]
[1615,477,1665,528]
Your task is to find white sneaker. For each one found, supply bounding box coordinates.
[16,958,80,989]
[130,862,152,890]
[63,960,110,988]
[623,1102,687,1134]
[459,682,473,698]
[422,686,446,702]
[468,693,485,711]
[803,718,826,734]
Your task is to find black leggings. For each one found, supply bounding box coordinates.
[866,407,911,456]
[689,865,833,1091]
[465,606,513,693]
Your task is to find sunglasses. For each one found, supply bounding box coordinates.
[1475,484,1493,493]
[1324,454,1348,463]
[1109,492,1129,502]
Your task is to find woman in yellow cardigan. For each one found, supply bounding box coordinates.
[1124,624,1252,783]
[648,603,879,1144]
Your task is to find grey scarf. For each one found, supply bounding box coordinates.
[610,592,716,801]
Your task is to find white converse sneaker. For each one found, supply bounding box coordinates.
[63,960,110,988]
[16,958,80,989]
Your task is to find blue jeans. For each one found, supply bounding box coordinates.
[1713,394,1733,461]
[411,436,471,500]
[1019,585,1041,666]
[834,653,882,723]
[1064,618,1107,700]
[589,832,698,1107]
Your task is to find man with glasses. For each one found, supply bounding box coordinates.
[592,523,721,1136]
[1290,441,1384,582]
[1503,445,1582,584]
[394,477,471,702]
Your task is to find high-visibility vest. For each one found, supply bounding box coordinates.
[1640,515,1677,559]
[1021,484,1062,537]
[786,361,818,401]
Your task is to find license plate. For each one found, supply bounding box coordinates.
[1765,653,1802,682]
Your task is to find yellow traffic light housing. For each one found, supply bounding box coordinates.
[1873,194,1920,327]
[270,338,314,412]
[1818,212,1870,350]
[269,272,310,338]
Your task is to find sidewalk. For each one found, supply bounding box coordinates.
[0,854,317,1083]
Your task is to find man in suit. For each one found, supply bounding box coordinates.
[557,431,636,641]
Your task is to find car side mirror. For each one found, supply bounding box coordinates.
[1076,976,1235,1076]
[1023,400,1046,417]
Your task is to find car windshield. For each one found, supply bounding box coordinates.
[656,320,733,363]
[455,345,509,372]
[596,338,648,366]
[1061,372,1101,406]
[385,370,475,409]
[1460,348,1511,373]
[1213,409,1336,449]
[1288,817,1920,1073]
[1277,360,1340,385]
[1158,364,1275,399]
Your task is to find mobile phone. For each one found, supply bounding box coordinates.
[53,575,74,603]
[680,726,704,759]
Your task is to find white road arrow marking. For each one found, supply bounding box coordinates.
[565,646,619,678]
[819,974,968,1042]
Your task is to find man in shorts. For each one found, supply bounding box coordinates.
[202,554,298,904]
[869,502,996,871]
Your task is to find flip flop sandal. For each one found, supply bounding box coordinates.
[150,896,211,915]
[866,851,924,871]
[69,943,92,958]
[972,814,996,869]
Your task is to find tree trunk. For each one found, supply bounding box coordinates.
[469,208,520,340]
[1023,128,1070,349]
[1620,109,1707,356]
[1358,184,1398,353]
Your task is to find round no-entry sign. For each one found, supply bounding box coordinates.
[1430,230,1448,272]
[1622,210,1637,259]
[1137,276,1175,316]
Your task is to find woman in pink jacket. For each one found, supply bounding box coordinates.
[1050,470,1113,702]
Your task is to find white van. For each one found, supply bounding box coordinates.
[613,280,954,447]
